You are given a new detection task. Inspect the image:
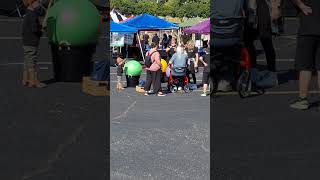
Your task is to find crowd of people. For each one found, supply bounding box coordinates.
[116,35,210,97]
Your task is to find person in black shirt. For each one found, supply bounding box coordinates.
[22,0,46,88]
[289,0,320,110]
[165,36,178,61]
[199,47,210,96]
[152,34,160,46]
[161,34,169,49]
[186,40,199,84]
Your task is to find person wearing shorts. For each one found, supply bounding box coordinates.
[289,0,320,110]
[116,55,125,90]
[199,48,210,97]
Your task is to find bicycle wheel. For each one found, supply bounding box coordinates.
[237,70,252,98]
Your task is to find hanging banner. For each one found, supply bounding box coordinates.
[111,33,124,47]
[124,34,134,45]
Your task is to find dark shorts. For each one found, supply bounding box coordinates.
[202,72,210,84]
[295,36,320,71]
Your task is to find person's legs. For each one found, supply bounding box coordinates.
[186,69,191,83]
[192,73,196,84]
[201,72,209,96]
[299,71,312,98]
[153,70,164,95]
[23,46,32,86]
[315,38,320,104]
[23,46,46,88]
[144,70,152,92]
[290,36,316,109]
[244,29,257,69]
[116,76,124,90]
[260,36,276,72]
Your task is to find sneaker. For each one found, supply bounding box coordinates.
[178,87,182,91]
[201,93,207,97]
[157,93,166,97]
[290,97,309,110]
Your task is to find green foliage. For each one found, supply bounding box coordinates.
[110,0,209,18]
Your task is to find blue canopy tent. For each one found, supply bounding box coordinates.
[121,13,179,30]
[110,21,137,33]
[110,21,140,59]
[121,13,179,61]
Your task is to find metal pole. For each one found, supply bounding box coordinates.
[137,33,145,62]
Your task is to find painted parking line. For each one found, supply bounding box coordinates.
[110,80,204,83]
[214,91,320,96]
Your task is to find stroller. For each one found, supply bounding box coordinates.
[167,64,190,93]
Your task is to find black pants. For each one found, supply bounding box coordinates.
[144,70,152,91]
[144,70,162,93]
[186,70,196,84]
[245,36,276,72]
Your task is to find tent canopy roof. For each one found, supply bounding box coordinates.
[183,18,210,34]
[110,21,137,33]
[121,13,179,30]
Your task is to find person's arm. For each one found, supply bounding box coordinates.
[155,52,161,65]
[290,0,312,15]
[195,53,199,67]
[271,0,282,20]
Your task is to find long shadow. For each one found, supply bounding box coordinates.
[42,78,57,85]
[256,64,298,85]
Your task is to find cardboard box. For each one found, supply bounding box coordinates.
[82,76,109,96]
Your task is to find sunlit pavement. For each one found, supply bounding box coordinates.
[110,66,210,180]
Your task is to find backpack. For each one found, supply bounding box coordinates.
[144,51,157,68]
[212,0,245,46]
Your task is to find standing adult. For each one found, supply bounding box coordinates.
[152,33,160,46]
[22,0,46,88]
[161,34,169,49]
[143,32,150,49]
[199,47,210,96]
[245,0,281,72]
[144,43,166,96]
[289,0,319,110]
[166,36,178,61]
[186,40,199,84]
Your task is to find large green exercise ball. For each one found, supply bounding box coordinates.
[124,60,142,76]
[46,0,100,46]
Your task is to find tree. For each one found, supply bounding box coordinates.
[110,0,209,18]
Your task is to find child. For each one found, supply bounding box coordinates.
[22,0,46,88]
[199,47,210,96]
[116,54,125,90]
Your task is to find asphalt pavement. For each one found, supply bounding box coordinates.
[110,67,210,180]
[0,17,108,180]
[213,18,320,180]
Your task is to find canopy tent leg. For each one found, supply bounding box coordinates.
[136,33,145,62]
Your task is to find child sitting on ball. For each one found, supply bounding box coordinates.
[116,54,125,90]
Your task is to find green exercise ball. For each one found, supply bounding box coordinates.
[46,0,100,46]
[124,60,142,76]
